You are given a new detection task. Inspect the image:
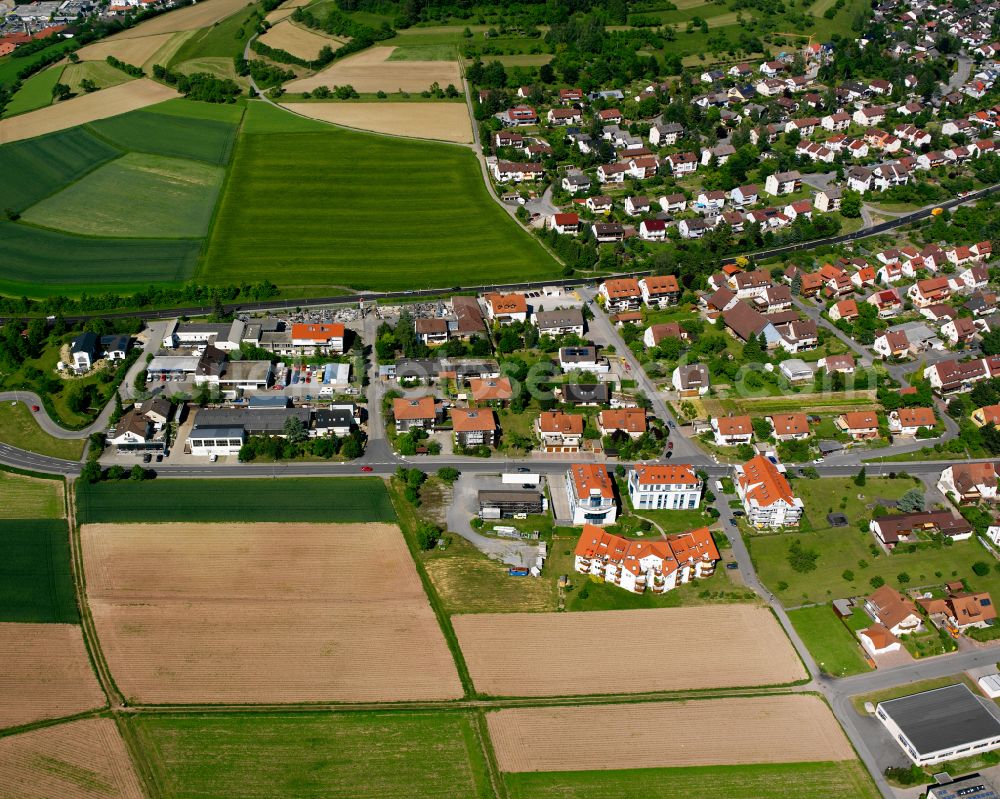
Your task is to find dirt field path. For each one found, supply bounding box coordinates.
[0,80,176,144]
[284,46,461,93]
[488,695,855,772]
[454,605,807,697]
[281,101,472,143]
[0,718,145,798]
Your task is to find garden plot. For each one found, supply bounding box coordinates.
[0,623,105,729]
[454,605,805,697]
[81,522,462,703]
[488,695,854,772]
[282,101,472,143]
[0,718,144,798]
[285,45,461,93]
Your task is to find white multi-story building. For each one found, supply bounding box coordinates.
[574,524,719,594]
[627,464,703,511]
[734,455,803,528]
[565,463,618,525]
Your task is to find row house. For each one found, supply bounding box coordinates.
[894,124,932,147]
[734,455,803,528]
[796,141,834,162]
[573,525,718,595]
[599,278,642,312]
[925,356,1000,394]
[491,161,543,182]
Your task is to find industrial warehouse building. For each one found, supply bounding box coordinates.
[478,490,545,519]
[877,684,1000,766]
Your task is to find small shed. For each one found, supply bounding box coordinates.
[833,598,854,618]
[827,513,849,527]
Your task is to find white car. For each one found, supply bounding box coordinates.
[812,457,824,464]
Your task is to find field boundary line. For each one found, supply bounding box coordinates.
[114,714,165,799]
[67,477,126,710]
[388,476,476,697]
[0,707,107,741]
[473,709,508,799]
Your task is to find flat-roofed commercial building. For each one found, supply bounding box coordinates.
[478,490,544,519]
[877,684,1000,766]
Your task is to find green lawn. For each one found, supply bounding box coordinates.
[76,476,396,523]
[505,762,880,799]
[787,604,872,677]
[0,468,64,519]
[793,476,916,534]
[387,43,459,60]
[0,519,78,623]
[130,711,493,798]
[0,126,120,212]
[3,65,61,116]
[87,104,242,165]
[22,152,225,238]
[0,402,85,460]
[201,101,560,293]
[0,39,75,86]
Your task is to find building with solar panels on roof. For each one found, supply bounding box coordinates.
[877,684,1000,766]
[926,772,999,799]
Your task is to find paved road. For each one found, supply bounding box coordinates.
[948,54,973,93]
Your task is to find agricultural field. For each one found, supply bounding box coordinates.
[258,19,346,60]
[0,469,64,519]
[453,605,806,697]
[76,476,395,523]
[285,45,461,93]
[788,604,872,677]
[488,695,854,771]
[0,718,144,798]
[82,522,462,702]
[504,762,880,799]
[282,100,472,143]
[0,79,177,144]
[114,0,253,39]
[266,0,311,23]
[0,624,105,729]
[0,519,76,622]
[75,30,176,66]
[0,402,86,460]
[22,152,225,238]
[203,102,558,292]
[61,60,135,94]
[2,66,62,116]
[167,2,259,65]
[130,711,493,798]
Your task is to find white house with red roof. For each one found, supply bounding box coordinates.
[734,455,803,528]
[565,463,618,525]
[627,463,703,510]
[290,323,345,354]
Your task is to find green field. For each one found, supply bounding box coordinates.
[0,127,120,212]
[130,711,493,798]
[202,101,559,292]
[788,604,872,677]
[387,43,459,60]
[60,60,133,94]
[0,402,86,460]
[2,65,61,116]
[0,468,64,519]
[76,476,396,523]
[0,519,78,623]
[0,39,75,86]
[168,2,259,65]
[22,152,225,238]
[505,762,880,799]
[87,104,242,165]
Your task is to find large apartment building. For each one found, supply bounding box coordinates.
[574,525,719,594]
[565,463,617,525]
[734,455,804,528]
[627,463,703,511]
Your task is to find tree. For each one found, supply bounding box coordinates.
[107,465,126,480]
[840,190,863,218]
[897,487,925,512]
[282,415,307,443]
[870,575,885,589]
[437,467,459,484]
[80,460,102,484]
[51,82,71,101]
[897,572,910,584]
[854,466,866,487]
[130,465,146,481]
[340,434,362,459]
[973,561,991,576]
[787,539,819,573]
[415,520,440,550]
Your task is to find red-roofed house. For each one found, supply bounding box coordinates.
[628,463,703,510]
[889,407,936,436]
[565,464,617,525]
[836,411,880,440]
[735,455,804,527]
[712,415,753,446]
[291,323,345,354]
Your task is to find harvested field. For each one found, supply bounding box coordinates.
[454,605,805,697]
[76,31,175,64]
[61,61,135,94]
[0,469,63,519]
[0,623,105,729]
[285,45,461,93]
[489,695,854,772]
[82,523,462,703]
[265,0,311,23]
[282,101,472,143]
[0,80,176,144]
[259,20,345,61]
[114,0,252,38]
[0,718,144,798]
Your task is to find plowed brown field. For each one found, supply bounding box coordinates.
[285,46,460,93]
[454,605,806,697]
[489,695,854,772]
[0,718,145,798]
[281,102,472,143]
[0,623,105,730]
[81,523,462,703]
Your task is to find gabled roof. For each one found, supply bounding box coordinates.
[769,413,810,436]
[737,455,799,508]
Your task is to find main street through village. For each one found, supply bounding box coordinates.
[3,287,998,799]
